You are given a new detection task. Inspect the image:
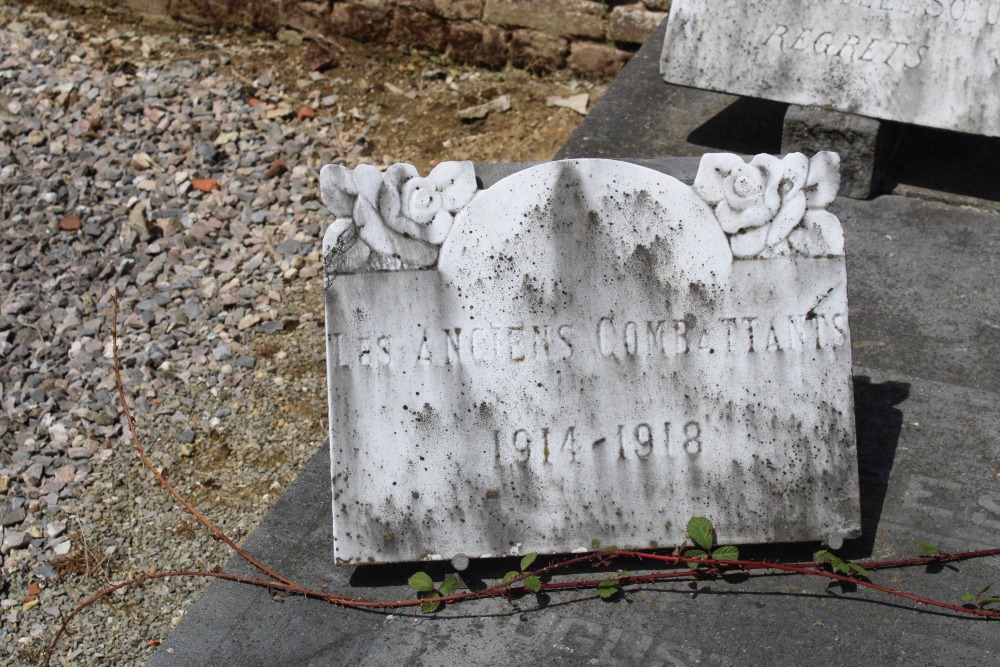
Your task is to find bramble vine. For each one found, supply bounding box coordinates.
[813,549,870,579]
[37,289,1000,665]
[502,552,543,593]
[682,515,739,568]
[961,582,1000,609]
[407,571,460,613]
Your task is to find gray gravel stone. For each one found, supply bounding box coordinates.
[235,355,257,369]
[255,321,283,334]
[0,505,26,527]
[0,3,392,663]
[1,531,29,554]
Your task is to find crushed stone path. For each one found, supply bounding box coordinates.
[0,4,584,664]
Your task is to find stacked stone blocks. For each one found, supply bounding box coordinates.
[120,0,670,76]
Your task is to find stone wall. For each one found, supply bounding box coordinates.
[110,0,670,76]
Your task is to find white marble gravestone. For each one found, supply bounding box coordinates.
[660,0,1000,137]
[320,155,861,565]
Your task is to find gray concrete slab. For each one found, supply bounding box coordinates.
[151,20,1000,667]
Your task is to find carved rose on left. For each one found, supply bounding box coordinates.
[320,161,477,271]
[693,152,843,258]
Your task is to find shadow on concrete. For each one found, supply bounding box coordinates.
[685,96,1000,202]
[893,125,1000,201]
[349,553,641,590]
[686,96,787,155]
[846,376,909,559]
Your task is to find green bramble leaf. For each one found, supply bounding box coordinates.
[524,575,542,593]
[814,550,849,574]
[616,571,630,580]
[918,541,939,556]
[977,582,994,596]
[597,579,620,599]
[685,548,708,569]
[438,575,458,596]
[687,517,714,551]
[408,571,435,592]
[814,549,859,576]
[813,549,835,564]
[520,553,538,572]
[978,597,1000,607]
[712,545,739,561]
[848,562,870,579]
[420,590,442,613]
[502,571,520,585]
[960,593,975,602]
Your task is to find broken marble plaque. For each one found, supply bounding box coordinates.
[661,0,1000,137]
[320,155,861,565]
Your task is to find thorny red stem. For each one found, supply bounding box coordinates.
[110,289,299,589]
[855,552,1000,570]
[610,551,1000,619]
[42,289,1000,664]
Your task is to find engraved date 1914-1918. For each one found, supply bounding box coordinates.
[497,420,704,464]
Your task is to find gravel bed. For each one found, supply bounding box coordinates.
[0,5,400,664]
[0,3,588,662]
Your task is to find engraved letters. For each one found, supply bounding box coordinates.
[757,2,1000,72]
[498,420,706,464]
[837,0,1000,25]
[763,24,929,70]
[329,332,392,367]
[329,312,847,369]
[597,318,689,358]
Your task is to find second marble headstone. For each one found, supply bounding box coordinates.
[321,155,861,565]
[661,0,1000,137]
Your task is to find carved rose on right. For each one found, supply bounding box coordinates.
[693,152,844,258]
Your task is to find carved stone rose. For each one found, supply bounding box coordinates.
[693,152,843,258]
[320,161,477,270]
[379,162,478,246]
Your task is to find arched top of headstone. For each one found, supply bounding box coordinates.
[439,159,733,295]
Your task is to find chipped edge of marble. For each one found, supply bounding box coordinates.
[318,153,844,277]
